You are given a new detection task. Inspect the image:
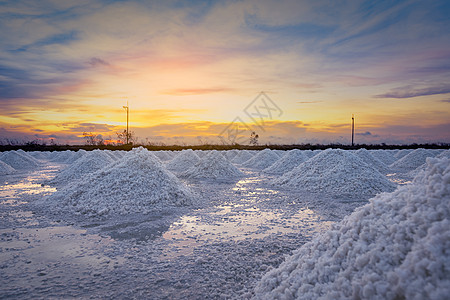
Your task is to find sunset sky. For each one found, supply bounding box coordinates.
[1,0,449,145]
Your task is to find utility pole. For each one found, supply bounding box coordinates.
[123,101,129,144]
[351,114,355,147]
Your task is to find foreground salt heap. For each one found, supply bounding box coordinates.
[181,150,243,180]
[275,149,396,198]
[254,157,450,300]
[45,147,194,216]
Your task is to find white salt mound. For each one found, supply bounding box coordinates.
[67,149,87,164]
[242,149,280,169]
[181,150,243,180]
[437,149,450,159]
[390,148,438,173]
[254,157,450,300]
[45,147,194,216]
[354,148,390,174]
[153,151,173,162]
[28,151,52,160]
[263,149,309,174]
[166,149,200,172]
[224,150,239,161]
[369,149,397,165]
[0,160,16,175]
[231,150,254,165]
[0,150,40,170]
[275,149,396,198]
[46,150,115,186]
[394,149,413,159]
[50,150,75,163]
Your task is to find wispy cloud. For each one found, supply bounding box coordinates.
[374,85,450,99]
[297,101,322,104]
[160,87,236,96]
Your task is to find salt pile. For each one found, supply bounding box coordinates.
[263,149,309,174]
[45,147,194,216]
[153,151,173,162]
[275,149,396,198]
[370,149,397,165]
[224,149,239,161]
[103,150,120,161]
[394,149,412,159]
[50,150,76,163]
[28,151,52,160]
[354,148,390,174]
[231,150,254,165]
[390,148,438,173]
[242,149,280,169]
[0,150,40,170]
[272,150,286,157]
[437,150,450,159]
[67,149,87,163]
[0,160,16,175]
[166,149,200,172]
[254,157,450,300]
[46,150,115,186]
[181,150,243,180]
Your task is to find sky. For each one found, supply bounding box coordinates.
[0,0,449,145]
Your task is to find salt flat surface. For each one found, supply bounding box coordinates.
[0,148,448,299]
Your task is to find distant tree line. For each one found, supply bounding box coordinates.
[0,139,449,152]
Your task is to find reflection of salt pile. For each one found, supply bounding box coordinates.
[354,148,390,174]
[0,150,40,170]
[47,150,115,186]
[369,149,397,165]
[263,149,309,174]
[254,157,450,300]
[390,148,438,173]
[46,147,194,216]
[275,149,396,197]
[242,149,280,169]
[0,160,16,175]
[231,150,254,165]
[181,150,243,180]
[166,149,200,172]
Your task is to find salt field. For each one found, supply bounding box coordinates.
[0,148,448,299]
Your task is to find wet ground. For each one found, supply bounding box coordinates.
[0,162,396,299]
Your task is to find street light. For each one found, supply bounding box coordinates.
[123,101,129,145]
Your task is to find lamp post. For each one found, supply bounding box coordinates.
[123,101,129,144]
[351,114,355,147]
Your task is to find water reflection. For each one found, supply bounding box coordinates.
[162,206,333,258]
